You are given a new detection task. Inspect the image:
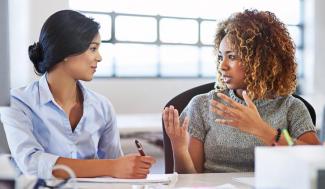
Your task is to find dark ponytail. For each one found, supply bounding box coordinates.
[28,42,45,75]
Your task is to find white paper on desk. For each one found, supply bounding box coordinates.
[215,183,239,189]
[232,177,254,187]
[75,173,178,185]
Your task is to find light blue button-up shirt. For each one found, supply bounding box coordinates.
[0,75,123,179]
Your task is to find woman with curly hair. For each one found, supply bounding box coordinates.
[163,9,320,173]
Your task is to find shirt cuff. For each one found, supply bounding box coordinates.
[37,152,59,179]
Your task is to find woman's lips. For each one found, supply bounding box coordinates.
[91,66,97,72]
[222,76,232,83]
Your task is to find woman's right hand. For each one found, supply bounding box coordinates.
[112,154,156,179]
[163,106,190,151]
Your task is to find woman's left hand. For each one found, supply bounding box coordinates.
[210,91,269,136]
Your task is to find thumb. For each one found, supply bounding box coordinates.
[182,116,190,131]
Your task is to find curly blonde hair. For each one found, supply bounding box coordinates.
[214,9,297,99]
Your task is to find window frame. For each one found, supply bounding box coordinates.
[80,10,304,79]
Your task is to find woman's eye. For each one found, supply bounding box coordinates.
[90,47,97,51]
[217,55,223,62]
[228,55,236,60]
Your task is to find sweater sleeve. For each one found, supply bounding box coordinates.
[179,95,208,142]
[286,96,316,139]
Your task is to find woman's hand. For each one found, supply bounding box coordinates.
[210,91,269,136]
[112,154,156,179]
[163,106,190,151]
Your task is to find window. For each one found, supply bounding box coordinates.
[70,0,304,78]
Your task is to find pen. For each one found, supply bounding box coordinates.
[135,139,146,156]
[282,128,294,146]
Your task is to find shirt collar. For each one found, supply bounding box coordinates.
[39,73,90,106]
[39,74,54,105]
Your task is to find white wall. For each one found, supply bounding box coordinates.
[312,0,325,95]
[9,0,325,116]
[303,0,325,95]
[9,0,69,88]
[84,78,211,114]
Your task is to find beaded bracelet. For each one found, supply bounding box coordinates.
[272,128,282,146]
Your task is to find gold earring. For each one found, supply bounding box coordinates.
[64,58,68,62]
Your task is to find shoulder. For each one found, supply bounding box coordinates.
[83,87,114,109]
[187,90,214,109]
[283,95,308,109]
[11,80,41,108]
[268,95,311,120]
[184,89,220,117]
[81,85,116,120]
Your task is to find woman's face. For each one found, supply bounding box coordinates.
[63,33,102,81]
[218,35,246,90]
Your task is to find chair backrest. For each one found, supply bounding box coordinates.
[162,82,215,173]
[162,82,316,173]
[0,121,10,154]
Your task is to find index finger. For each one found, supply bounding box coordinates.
[141,156,156,165]
[163,107,170,128]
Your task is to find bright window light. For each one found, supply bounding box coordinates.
[201,47,216,77]
[83,13,111,41]
[160,18,198,44]
[114,44,158,77]
[160,45,199,76]
[201,21,218,45]
[287,26,302,47]
[70,0,303,78]
[115,16,157,42]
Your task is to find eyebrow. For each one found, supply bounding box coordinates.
[90,42,100,45]
[218,50,235,54]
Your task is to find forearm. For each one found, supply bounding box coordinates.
[172,146,197,173]
[53,157,116,178]
[255,123,320,145]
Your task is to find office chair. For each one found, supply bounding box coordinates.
[0,121,10,154]
[162,82,316,173]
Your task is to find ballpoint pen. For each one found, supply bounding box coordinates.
[135,139,146,156]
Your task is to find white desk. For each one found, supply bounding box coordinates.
[73,172,254,189]
[117,113,162,135]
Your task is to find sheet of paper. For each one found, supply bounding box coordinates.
[232,177,254,187]
[175,184,238,189]
[75,173,178,185]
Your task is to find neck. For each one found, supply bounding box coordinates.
[47,69,80,106]
[234,89,245,99]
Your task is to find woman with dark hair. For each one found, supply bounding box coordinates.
[163,9,320,173]
[1,10,155,179]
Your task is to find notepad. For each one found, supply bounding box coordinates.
[74,173,178,185]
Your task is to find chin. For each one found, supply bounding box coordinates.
[80,75,94,81]
[225,84,236,90]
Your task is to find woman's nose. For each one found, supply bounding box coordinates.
[219,58,229,71]
[96,53,102,62]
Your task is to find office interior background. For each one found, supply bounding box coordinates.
[2,0,325,173]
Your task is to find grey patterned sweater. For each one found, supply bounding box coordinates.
[179,89,315,172]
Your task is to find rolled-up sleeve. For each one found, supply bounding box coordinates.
[0,101,59,179]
